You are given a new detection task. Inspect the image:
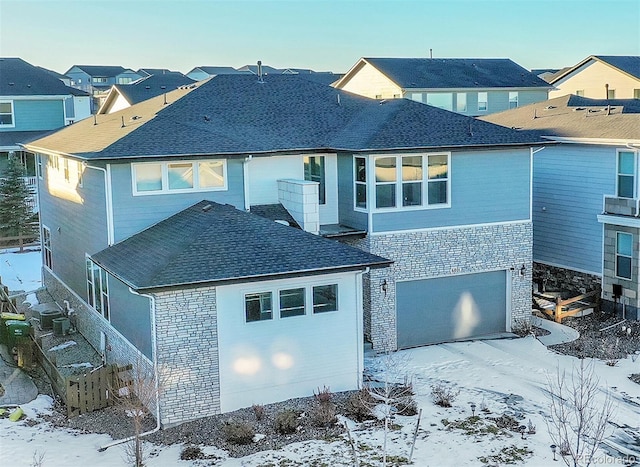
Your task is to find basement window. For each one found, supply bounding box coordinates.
[616,232,632,280]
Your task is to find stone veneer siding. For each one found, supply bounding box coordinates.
[152,286,220,427]
[344,222,532,351]
[532,262,601,295]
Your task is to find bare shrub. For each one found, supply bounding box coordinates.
[180,445,205,460]
[345,388,376,422]
[314,385,333,404]
[252,404,265,421]
[310,402,337,427]
[546,360,615,467]
[221,420,255,445]
[31,450,45,467]
[274,409,299,434]
[431,383,460,407]
[512,317,535,337]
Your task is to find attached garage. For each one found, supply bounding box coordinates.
[397,270,508,349]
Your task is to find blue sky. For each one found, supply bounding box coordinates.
[1,0,638,74]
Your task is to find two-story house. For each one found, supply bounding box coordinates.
[547,55,640,99]
[333,57,552,116]
[65,65,143,112]
[25,75,541,426]
[97,72,195,114]
[482,95,640,320]
[0,58,90,208]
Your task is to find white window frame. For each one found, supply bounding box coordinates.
[92,77,108,83]
[36,154,43,180]
[410,92,424,103]
[478,92,488,112]
[42,225,52,270]
[63,158,70,182]
[76,160,83,187]
[278,287,306,318]
[371,153,451,212]
[132,160,228,196]
[576,90,585,97]
[354,156,368,211]
[86,256,110,321]
[0,100,15,128]
[615,232,633,280]
[616,149,637,199]
[607,89,616,99]
[244,283,339,324]
[509,92,519,109]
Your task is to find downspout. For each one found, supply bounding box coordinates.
[530,147,546,222]
[243,155,252,211]
[356,267,369,388]
[83,163,114,245]
[99,288,160,450]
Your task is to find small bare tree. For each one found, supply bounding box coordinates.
[546,360,615,467]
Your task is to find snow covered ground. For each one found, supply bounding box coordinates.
[0,249,638,466]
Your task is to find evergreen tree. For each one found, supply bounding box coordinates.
[0,156,38,251]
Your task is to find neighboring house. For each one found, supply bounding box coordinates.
[137,68,174,77]
[333,57,552,116]
[548,55,640,99]
[65,65,143,112]
[482,95,640,319]
[186,66,250,81]
[0,58,91,209]
[25,75,540,425]
[97,72,196,114]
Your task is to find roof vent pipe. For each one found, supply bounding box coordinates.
[121,116,125,128]
[337,94,341,106]
[429,48,433,59]
[605,83,609,99]
[257,60,264,83]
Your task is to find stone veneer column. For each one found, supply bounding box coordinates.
[277,179,319,234]
[345,222,533,352]
[152,286,220,427]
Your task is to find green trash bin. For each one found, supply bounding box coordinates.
[6,320,31,350]
[0,312,25,345]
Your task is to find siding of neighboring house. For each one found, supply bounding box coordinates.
[12,99,65,130]
[105,93,131,114]
[337,153,368,231]
[371,148,531,233]
[216,272,362,414]
[186,70,211,81]
[549,60,640,99]
[108,276,153,359]
[109,159,245,242]
[39,157,109,298]
[339,62,402,99]
[533,144,615,275]
[405,90,549,116]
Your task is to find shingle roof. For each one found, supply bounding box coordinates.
[480,95,640,140]
[137,68,173,77]
[0,129,56,149]
[0,58,83,96]
[66,65,128,77]
[190,66,250,75]
[91,201,391,291]
[345,58,551,89]
[112,73,195,106]
[26,74,544,160]
[548,55,640,84]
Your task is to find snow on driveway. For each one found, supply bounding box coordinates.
[1,337,638,466]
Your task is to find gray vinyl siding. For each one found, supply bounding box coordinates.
[108,275,153,359]
[110,158,245,242]
[337,153,367,231]
[372,148,530,233]
[12,99,65,131]
[39,158,109,298]
[519,90,550,106]
[533,144,615,274]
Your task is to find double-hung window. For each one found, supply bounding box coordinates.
[0,101,14,127]
[617,151,636,198]
[132,160,226,195]
[245,284,339,323]
[86,257,109,320]
[312,285,337,313]
[36,155,43,180]
[304,156,326,204]
[478,92,488,112]
[456,93,467,113]
[509,92,519,109]
[616,232,633,280]
[42,226,52,269]
[369,154,449,210]
[279,288,305,318]
[354,157,367,209]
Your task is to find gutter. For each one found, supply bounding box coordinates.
[98,289,160,451]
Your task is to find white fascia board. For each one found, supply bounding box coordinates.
[403,86,552,92]
[597,214,640,228]
[542,136,640,146]
[1,95,69,100]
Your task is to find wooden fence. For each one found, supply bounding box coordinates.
[534,290,599,323]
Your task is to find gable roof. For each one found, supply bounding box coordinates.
[480,94,640,141]
[335,58,551,90]
[91,201,391,291]
[548,55,640,84]
[98,73,196,113]
[0,58,86,96]
[26,74,544,160]
[137,68,174,77]
[65,65,130,77]
[188,66,250,76]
